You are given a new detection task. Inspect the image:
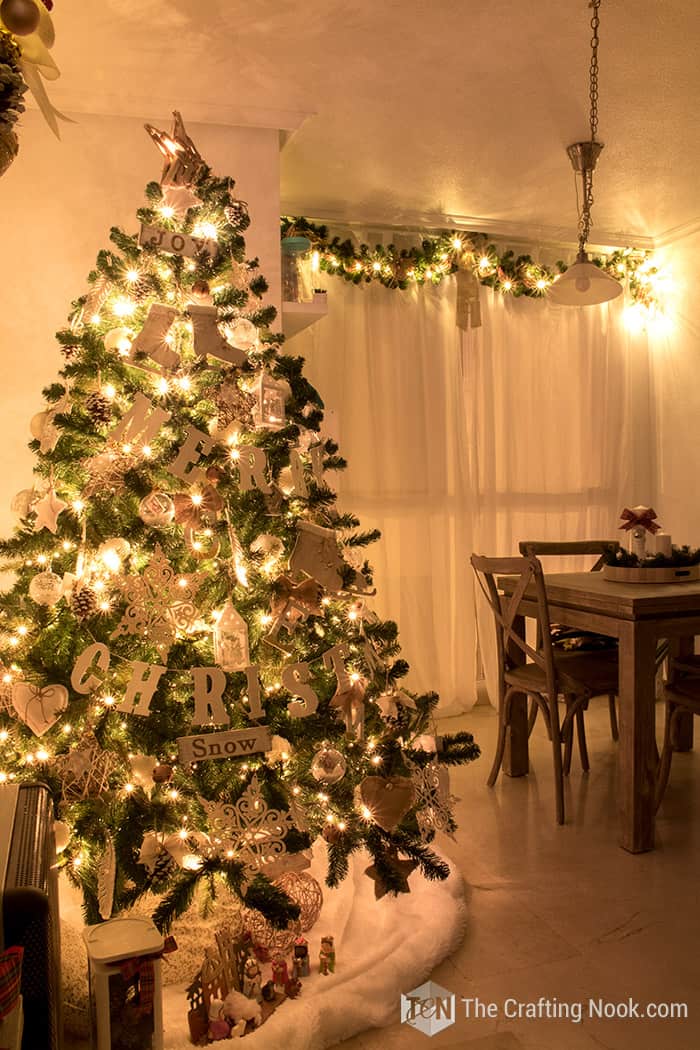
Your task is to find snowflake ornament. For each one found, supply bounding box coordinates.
[111,544,205,653]
[405,757,457,842]
[200,774,296,877]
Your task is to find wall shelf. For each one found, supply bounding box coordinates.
[281,291,328,340]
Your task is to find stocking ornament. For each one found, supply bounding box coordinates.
[131,303,179,370]
[188,304,246,366]
[289,522,345,592]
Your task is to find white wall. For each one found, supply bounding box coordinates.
[651,230,700,542]
[0,110,281,538]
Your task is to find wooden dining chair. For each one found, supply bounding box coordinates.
[519,540,621,742]
[471,551,619,824]
[656,658,700,810]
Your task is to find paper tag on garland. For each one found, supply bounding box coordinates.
[456,268,482,330]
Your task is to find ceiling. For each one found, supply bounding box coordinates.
[39,0,700,249]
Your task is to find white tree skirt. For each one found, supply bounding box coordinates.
[61,844,466,1050]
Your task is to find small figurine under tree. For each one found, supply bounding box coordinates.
[292,935,310,979]
[319,935,335,975]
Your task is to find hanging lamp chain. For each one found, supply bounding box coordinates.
[578,0,602,256]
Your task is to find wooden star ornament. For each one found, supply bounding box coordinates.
[364,849,418,899]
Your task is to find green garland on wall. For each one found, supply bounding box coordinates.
[281,216,661,309]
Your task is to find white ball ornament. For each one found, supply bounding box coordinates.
[227,318,259,352]
[28,570,64,607]
[310,743,347,785]
[104,327,133,356]
[138,492,175,527]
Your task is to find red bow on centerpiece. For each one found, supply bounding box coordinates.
[618,506,661,535]
[119,936,177,1017]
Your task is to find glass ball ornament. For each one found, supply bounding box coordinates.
[152,763,174,784]
[0,0,40,35]
[103,327,133,356]
[28,570,64,607]
[310,743,347,785]
[227,318,259,352]
[138,491,175,527]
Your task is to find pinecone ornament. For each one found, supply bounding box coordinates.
[71,585,98,621]
[224,200,249,229]
[59,342,80,362]
[85,392,112,426]
[151,848,176,882]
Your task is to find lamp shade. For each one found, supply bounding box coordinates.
[548,260,622,306]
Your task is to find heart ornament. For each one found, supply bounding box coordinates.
[12,682,68,736]
[359,775,416,832]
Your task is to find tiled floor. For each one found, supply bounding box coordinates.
[337,700,700,1050]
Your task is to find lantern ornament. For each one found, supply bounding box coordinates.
[251,372,290,431]
[213,600,250,671]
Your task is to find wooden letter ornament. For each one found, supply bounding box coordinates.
[139,222,218,261]
[178,725,272,764]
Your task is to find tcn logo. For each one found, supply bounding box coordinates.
[401,981,456,1037]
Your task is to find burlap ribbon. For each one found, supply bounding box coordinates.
[270,575,323,620]
[618,506,660,534]
[173,484,223,529]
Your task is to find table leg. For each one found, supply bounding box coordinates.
[671,637,695,752]
[617,622,657,852]
[504,613,529,777]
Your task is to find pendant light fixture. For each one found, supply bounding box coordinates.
[548,0,622,306]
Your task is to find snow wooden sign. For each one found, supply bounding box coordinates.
[177,725,272,764]
[139,222,219,261]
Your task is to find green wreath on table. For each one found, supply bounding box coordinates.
[602,544,700,569]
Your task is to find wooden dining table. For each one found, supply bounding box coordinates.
[497,571,700,852]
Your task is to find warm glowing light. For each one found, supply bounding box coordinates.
[452,237,463,251]
[179,828,188,840]
[102,695,115,706]
[72,499,85,514]
[350,672,361,683]
[159,205,175,219]
[360,805,372,821]
[317,792,329,802]
[478,256,491,271]
[142,445,153,458]
[321,597,331,607]
[63,724,72,734]
[177,578,189,588]
[337,820,346,831]
[502,279,513,292]
[103,383,117,400]
[99,600,111,612]
[229,448,240,461]
[0,773,6,784]
[0,730,9,742]
[371,754,382,766]
[124,782,135,793]
[112,297,136,318]
[37,554,47,565]
[292,786,301,796]
[122,443,133,454]
[9,637,18,647]
[36,748,49,762]
[90,313,101,325]
[126,269,140,283]
[156,377,169,395]
[311,250,320,272]
[193,221,219,240]
[16,625,28,637]
[177,376,192,392]
[535,278,548,291]
[183,854,203,871]
[92,579,106,593]
[100,548,122,573]
[372,261,382,272]
[168,789,178,800]
[191,492,203,506]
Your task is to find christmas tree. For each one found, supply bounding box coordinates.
[0,114,478,935]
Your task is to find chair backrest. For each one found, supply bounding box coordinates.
[518,539,621,572]
[471,552,557,697]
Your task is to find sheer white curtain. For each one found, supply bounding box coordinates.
[463,287,656,704]
[291,261,656,711]
[293,274,476,714]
